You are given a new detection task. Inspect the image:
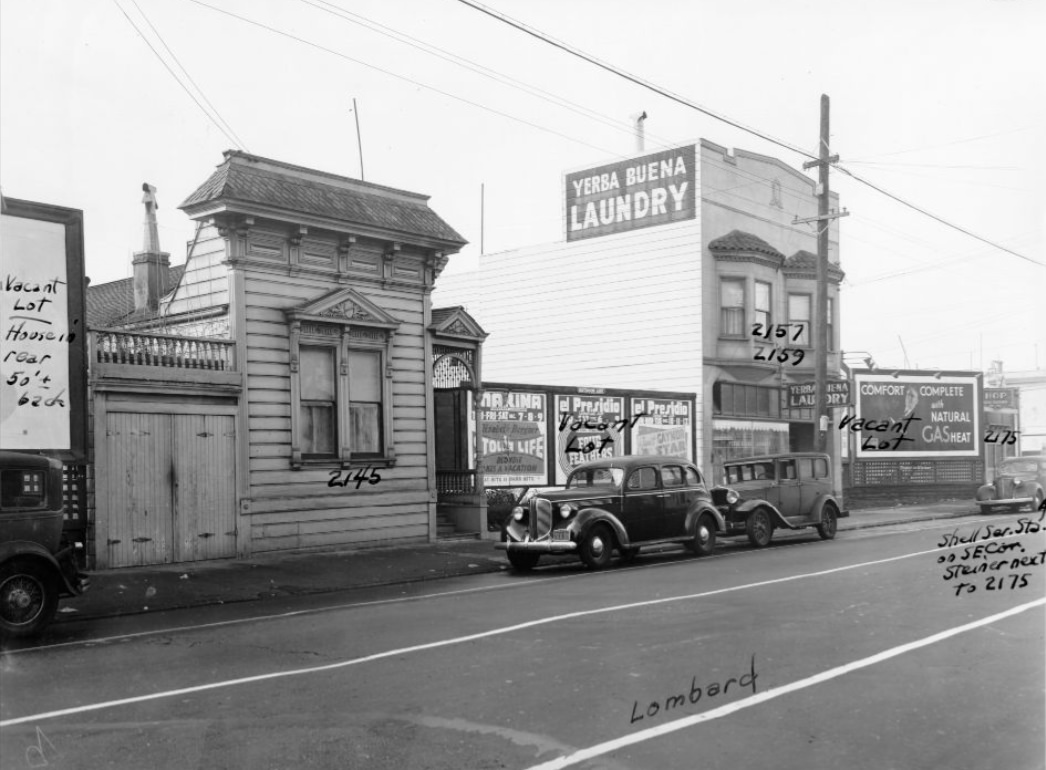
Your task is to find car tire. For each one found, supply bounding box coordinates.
[692,513,716,557]
[746,509,773,548]
[579,524,614,570]
[0,559,60,639]
[1030,491,1044,513]
[507,550,540,572]
[817,503,838,540]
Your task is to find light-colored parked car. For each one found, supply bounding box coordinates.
[714,452,847,547]
[976,456,1046,513]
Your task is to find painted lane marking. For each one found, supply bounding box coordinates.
[523,597,1046,770]
[4,515,998,656]
[2,534,1036,727]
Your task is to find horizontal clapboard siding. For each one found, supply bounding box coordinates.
[240,264,434,552]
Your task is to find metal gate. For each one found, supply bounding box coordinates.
[104,411,236,567]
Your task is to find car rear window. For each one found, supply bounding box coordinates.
[661,465,684,487]
[0,469,47,510]
[684,466,702,486]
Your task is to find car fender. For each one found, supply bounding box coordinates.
[574,508,631,548]
[685,505,726,535]
[975,483,996,502]
[811,493,844,522]
[733,499,795,530]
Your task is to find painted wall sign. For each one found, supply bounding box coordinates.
[788,380,850,408]
[1,197,86,458]
[565,145,696,241]
[554,394,625,483]
[853,372,980,458]
[630,397,692,460]
[478,390,548,486]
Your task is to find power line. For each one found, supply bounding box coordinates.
[186,0,631,161]
[833,164,1044,267]
[456,0,1042,269]
[454,0,817,163]
[128,0,249,150]
[111,0,244,149]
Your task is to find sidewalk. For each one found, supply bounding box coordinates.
[55,500,982,623]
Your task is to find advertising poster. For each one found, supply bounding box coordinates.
[1,199,86,456]
[554,394,625,483]
[478,390,547,486]
[630,397,692,460]
[853,373,980,458]
[565,144,696,241]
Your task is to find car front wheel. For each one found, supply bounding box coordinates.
[507,550,540,571]
[579,524,614,570]
[746,509,773,548]
[817,504,838,540]
[0,559,60,638]
[692,514,716,556]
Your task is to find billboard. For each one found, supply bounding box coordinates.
[851,372,980,458]
[565,145,696,241]
[554,394,625,483]
[478,390,547,486]
[630,397,692,460]
[1,197,87,458]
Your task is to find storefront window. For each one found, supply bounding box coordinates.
[712,419,790,483]
[714,382,781,419]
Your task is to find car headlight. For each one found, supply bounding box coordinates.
[725,490,740,505]
[512,507,525,521]
[1014,479,1022,486]
[559,503,574,518]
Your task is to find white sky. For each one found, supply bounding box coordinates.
[2,0,1044,373]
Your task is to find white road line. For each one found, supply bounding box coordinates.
[1,537,1034,727]
[4,515,1003,655]
[523,597,1046,770]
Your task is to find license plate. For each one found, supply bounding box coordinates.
[552,529,571,541]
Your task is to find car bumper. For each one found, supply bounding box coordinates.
[978,498,1033,508]
[496,540,578,553]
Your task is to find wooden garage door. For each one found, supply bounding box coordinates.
[105,412,236,567]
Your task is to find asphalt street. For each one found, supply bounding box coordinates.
[1,511,1043,770]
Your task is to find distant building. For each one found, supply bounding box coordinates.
[435,139,844,485]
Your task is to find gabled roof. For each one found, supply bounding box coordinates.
[284,286,400,329]
[708,229,785,259]
[86,264,185,328]
[429,306,487,341]
[180,151,466,248]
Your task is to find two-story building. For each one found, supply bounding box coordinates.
[434,139,844,485]
[83,152,487,568]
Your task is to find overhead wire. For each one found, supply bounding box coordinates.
[112,0,245,149]
[455,0,1043,269]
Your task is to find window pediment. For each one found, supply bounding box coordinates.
[285,287,400,330]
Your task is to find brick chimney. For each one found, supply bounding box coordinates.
[133,183,170,312]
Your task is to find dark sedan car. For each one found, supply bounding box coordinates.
[976,456,1046,513]
[496,455,725,571]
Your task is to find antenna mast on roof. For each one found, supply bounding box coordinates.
[352,98,366,181]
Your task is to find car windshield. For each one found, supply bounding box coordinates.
[566,467,624,488]
[998,459,1039,475]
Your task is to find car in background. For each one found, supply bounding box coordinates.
[496,455,725,571]
[1,451,89,638]
[976,456,1046,513]
[714,452,847,547]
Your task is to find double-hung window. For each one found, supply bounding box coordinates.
[754,281,771,331]
[720,279,745,336]
[299,346,337,458]
[788,293,811,346]
[348,349,383,456]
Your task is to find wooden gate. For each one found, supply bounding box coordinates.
[104,410,236,567]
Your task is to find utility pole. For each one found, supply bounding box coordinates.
[796,94,848,452]
[352,98,365,181]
